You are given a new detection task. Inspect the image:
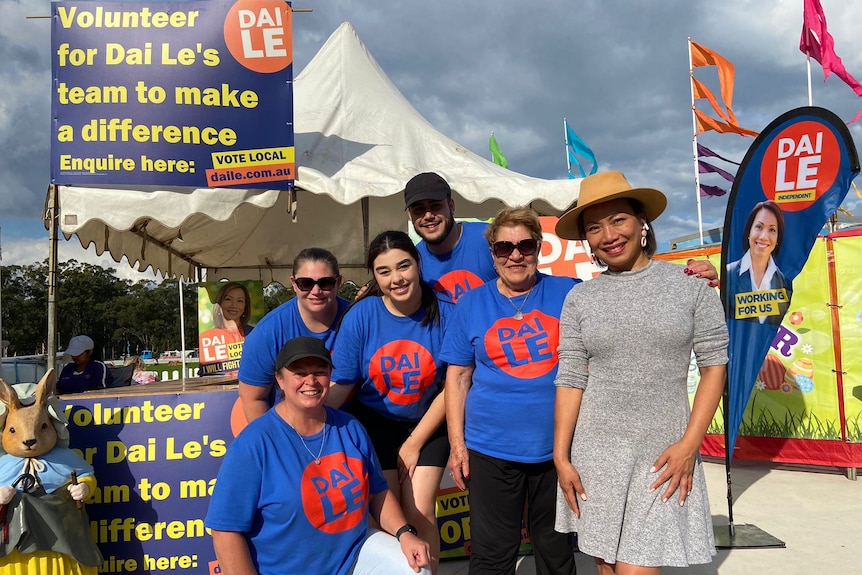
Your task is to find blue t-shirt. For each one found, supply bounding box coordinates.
[331,295,453,422]
[238,297,350,388]
[417,221,497,304]
[205,407,387,575]
[440,273,579,463]
[57,359,112,394]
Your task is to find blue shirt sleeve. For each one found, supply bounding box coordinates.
[205,435,263,533]
[330,303,364,386]
[439,294,477,367]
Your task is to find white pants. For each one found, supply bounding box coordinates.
[349,528,432,575]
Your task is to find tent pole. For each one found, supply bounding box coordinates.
[179,276,187,383]
[46,184,60,373]
[361,196,370,251]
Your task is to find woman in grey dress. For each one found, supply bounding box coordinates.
[551,171,728,574]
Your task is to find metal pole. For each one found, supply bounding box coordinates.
[0,226,4,359]
[46,184,60,373]
[722,383,735,537]
[689,38,705,245]
[179,276,187,380]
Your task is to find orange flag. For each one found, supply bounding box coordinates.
[694,109,759,138]
[691,78,732,124]
[690,40,758,137]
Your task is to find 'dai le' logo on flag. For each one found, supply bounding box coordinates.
[720,106,859,459]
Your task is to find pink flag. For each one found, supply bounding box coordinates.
[800,0,862,122]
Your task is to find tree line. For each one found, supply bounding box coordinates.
[0,260,358,359]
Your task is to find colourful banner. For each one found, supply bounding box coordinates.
[739,239,840,440]
[537,216,602,280]
[435,486,533,559]
[832,233,862,444]
[659,236,862,468]
[197,280,264,376]
[61,390,238,574]
[720,107,859,459]
[51,0,295,188]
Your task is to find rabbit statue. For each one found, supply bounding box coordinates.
[0,369,102,574]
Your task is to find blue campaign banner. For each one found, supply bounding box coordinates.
[61,390,239,574]
[720,107,859,459]
[51,0,295,189]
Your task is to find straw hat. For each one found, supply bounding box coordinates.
[555,171,667,240]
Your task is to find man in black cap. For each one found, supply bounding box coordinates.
[404,172,497,304]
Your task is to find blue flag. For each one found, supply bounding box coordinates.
[567,148,582,179]
[565,120,597,178]
[720,106,859,460]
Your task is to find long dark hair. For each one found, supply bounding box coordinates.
[356,230,440,327]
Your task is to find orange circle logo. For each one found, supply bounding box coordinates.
[224,0,293,73]
[368,341,437,406]
[300,454,368,533]
[230,397,248,437]
[759,121,840,212]
[431,270,485,303]
[483,311,559,378]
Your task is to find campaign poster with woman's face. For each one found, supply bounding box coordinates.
[720,106,859,458]
[198,280,264,376]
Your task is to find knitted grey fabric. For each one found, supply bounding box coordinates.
[554,259,728,567]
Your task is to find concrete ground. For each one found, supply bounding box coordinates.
[439,458,860,574]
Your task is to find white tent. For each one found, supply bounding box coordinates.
[48,22,581,286]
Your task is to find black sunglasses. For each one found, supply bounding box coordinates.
[293,276,339,291]
[492,239,539,258]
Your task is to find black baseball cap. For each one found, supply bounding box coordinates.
[403,172,452,208]
[275,337,334,371]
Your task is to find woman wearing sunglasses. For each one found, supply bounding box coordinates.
[552,171,728,574]
[327,230,453,575]
[441,207,579,575]
[238,247,351,423]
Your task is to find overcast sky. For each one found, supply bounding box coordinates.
[1,0,861,280]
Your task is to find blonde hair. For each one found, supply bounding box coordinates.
[484,206,543,244]
[125,355,146,371]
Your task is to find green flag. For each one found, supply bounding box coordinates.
[489,133,508,168]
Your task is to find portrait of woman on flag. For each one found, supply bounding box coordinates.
[725,200,791,326]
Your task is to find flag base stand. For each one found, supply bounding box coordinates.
[713,523,785,549]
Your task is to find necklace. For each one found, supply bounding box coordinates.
[287,415,327,464]
[502,282,535,320]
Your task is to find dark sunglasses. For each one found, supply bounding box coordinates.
[293,276,339,291]
[492,238,539,258]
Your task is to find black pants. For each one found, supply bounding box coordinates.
[467,450,576,575]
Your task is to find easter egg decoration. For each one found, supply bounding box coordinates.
[758,354,786,391]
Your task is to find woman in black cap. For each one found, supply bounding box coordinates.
[207,336,431,575]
